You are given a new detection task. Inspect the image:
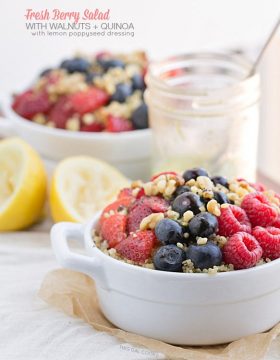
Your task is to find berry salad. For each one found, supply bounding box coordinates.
[94,168,280,273]
[12,51,148,132]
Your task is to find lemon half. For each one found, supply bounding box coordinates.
[50,156,130,223]
[0,137,47,231]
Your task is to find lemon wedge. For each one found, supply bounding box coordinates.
[50,156,130,223]
[0,137,47,231]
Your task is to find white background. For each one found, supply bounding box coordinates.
[0,0,280,94]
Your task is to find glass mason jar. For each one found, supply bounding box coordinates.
[145,52,260,181]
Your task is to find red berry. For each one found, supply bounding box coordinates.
[118,188,133,200]
[241,192,278,227]
[272,215,280,229]
[106,115,133,132]
[115,230,156,263]
[218,205,251,237]
[249,182,266,192]
[71,87,109,115]
[12,90,51,119]
[80,122,104,132]
[100,214,127,248]
[223,232,263,269]
[150,171,179,181]
[252,226,280,260]
[100,197,134,226]
[48,95,75,129]
[127,204,153,233]
[136,188,145,199]
[138,196,169,213]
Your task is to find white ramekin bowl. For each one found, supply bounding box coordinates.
[0,97,152,180]
[51,213,280,345]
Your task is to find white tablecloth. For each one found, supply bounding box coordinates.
[0,228,279,360]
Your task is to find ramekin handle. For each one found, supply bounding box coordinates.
[51,222,107,287]
[0,116,14,137]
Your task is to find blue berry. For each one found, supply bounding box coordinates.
[213,191,229,204]
[155,219,184,245]
[98,58,125,71]
[172,192,203,216]
[153,245,186,272]
[85,72,100,84]
[188,212,218,237]
[40,68,52,77]
[174,185,191,197]
[132,73,145,91]
[185,242,222,270]
[211,176,228,188]
[183,168,209,182]
[131,103,148,129]
[60,58,91,73]
[111,83,133,103]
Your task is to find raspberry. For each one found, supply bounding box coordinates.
[249,182,266,192]
[100,214,127,248]
[138,196,169,213]
[12,90,51,119]
[218,205,251,237]
[117,188,133,200]
[48,95,75,129]
[272,215,280,229]
[80,122,104,132]
[71,87,109,115]
[241,192,278,227]
[106,115,133,132]
[127,204,153,233]
[252,226,280,260]
[115,230,156,263]
[222,232,263,269]
[150,171,179,181]
[99,197,134,226]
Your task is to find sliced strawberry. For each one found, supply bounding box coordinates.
[118,188,133,200]
[100,197,134,226]
[150,171,179,181]
[127,204,153,233]
[106,115,134,132]
[100,214,127,248]
[136,188,145,199]
[48,95,75,129]
[138,196,169,213]
[71,87,109,115]
[12,90,51,119]
[115,230,156,263]
[80,122,104,132]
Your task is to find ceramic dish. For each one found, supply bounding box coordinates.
[0,97,152,179]
[51,213,280,345]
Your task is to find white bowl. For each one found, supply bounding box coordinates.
[0,96,152,180]
[51,214,280,345]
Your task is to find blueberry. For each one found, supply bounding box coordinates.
[153,245,186,272]
[85,72,100,84]
[132,73,146,91]
[111,83,133,103]
[98,58,125,71]
[60,58,91,73]
[213,191,229,204]
[188,212,218,237]
[174,185,191,197]
[131,103,148,129]
[185,242,222,270]
[39,68,52,77]
[211,176,228,188]
[183,167,209,182]
[155,219,184,245]
[172,192,203,216]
